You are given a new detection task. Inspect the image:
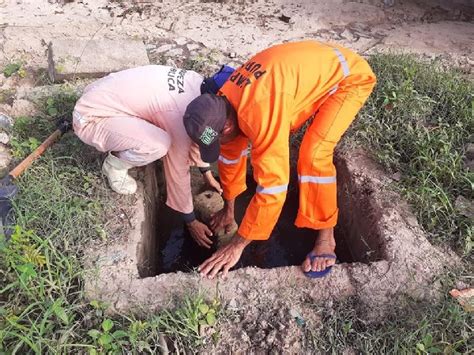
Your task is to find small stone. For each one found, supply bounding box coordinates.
[186,43,200,51]
[154,44,174,53]
[455,280,469,290]
[165,58,177,68]
[289,308,299,318]
[391,172,402,182]
[454,195,473,219]
[465,159,474,172]
[0,114,13,132]
[0,132,9,144]
[167,48,183,57]
[0,145,12,177]
[229,52,236,59]
[340,29,356,41]
[48,38,150,82]
[175,37,187,46]
[228,298,237,309]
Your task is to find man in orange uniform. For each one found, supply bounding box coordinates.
[184,41,376,278]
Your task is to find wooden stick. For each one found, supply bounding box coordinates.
[9,129,63,179]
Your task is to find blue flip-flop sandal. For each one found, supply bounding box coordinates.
[304,252,337,278]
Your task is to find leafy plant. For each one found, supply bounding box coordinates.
[415,334,442,354]
[3,62,25,78]
[156,296,220,349]
[87,319,129,354]
[10,136,40,158]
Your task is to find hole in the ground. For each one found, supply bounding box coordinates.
[138,156,384,277]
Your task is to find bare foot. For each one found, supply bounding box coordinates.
[301,228,336,273]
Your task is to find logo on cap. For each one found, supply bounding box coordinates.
[199,126,218,146]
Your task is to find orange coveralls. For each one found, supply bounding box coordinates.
[218,41,376,240]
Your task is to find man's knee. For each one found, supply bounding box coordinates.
[298,138,335,169]
[142,135,172,163]
[116,140,169,166]
[148,144,169,162]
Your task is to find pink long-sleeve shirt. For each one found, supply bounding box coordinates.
[74,65,207,214]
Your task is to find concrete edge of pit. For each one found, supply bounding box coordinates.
[83,150,460,315]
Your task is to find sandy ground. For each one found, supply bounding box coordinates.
[0,0,473,69]
[0,0,471,121]
[0,0,472,115]
[0,0,472,112]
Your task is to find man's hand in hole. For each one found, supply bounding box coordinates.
[198,233,251,278]
[187,219,213,248]
[209,199,236,234]
[202,170,223,194]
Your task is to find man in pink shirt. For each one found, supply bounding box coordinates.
[73,65,234,247]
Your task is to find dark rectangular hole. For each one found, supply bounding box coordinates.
[138,157,383,277]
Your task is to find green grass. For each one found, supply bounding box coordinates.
[2,62,26,78]
[345,53,473,258]
[181,49,224,77]
[307,285,473,354]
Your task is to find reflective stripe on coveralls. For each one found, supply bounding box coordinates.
[298,175,336,184]
[256,184,288,194]
[333,48,350,77]
[328,48,350,96]
[218,148,249,165]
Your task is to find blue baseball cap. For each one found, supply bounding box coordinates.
[184,94,229,163]
[200,65,235,94]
